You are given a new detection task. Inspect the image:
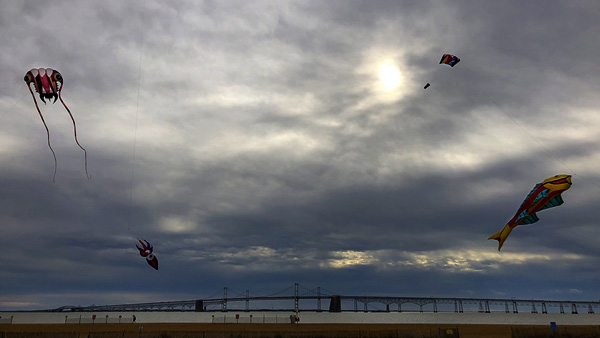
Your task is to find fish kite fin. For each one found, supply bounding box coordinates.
[488,224,514,251]
[539,195,564,211]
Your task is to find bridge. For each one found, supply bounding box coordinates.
[47,283,600,315]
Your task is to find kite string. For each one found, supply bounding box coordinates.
[129,0,146,233]
[489,98,600,188]
[490,99,575,172]
[27,86,57,183]
[58,92,90,179]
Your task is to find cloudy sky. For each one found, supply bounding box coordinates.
[1,0,599,311]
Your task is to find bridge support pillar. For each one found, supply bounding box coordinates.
[294,283,299,313]
[195,300,204,312]
[222,287,228,312]
[317,287,322,312]
[329,295,342,312]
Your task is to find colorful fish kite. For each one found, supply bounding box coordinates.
[136,239,158,270]
[24,68,89,182]
[488,174,572,251]
[439,54,460,67]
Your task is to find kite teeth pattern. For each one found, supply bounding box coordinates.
[24,68,90,182]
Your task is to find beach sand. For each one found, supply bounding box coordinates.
[1,322,599,338]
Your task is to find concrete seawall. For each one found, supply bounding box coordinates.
[1,311,599,325]
[1,312,599,338]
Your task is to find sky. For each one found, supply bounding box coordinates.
[1,0,599,311]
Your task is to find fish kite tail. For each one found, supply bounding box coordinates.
[488,224,514,251]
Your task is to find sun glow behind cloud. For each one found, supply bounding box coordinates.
[378,62,402,90]
[352,50,418,109]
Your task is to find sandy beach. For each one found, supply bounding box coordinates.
[2,322,599,338]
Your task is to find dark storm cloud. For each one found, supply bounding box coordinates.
[1,0,599,310]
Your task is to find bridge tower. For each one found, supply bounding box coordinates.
[245,290,249,312]
[294,283,299,313]
[317,287,322,312]
[222,287,228,312]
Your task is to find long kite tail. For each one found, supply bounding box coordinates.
[58,93,90,179]
[27,86,57,182]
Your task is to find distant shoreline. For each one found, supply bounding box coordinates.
[2,311,599,325]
